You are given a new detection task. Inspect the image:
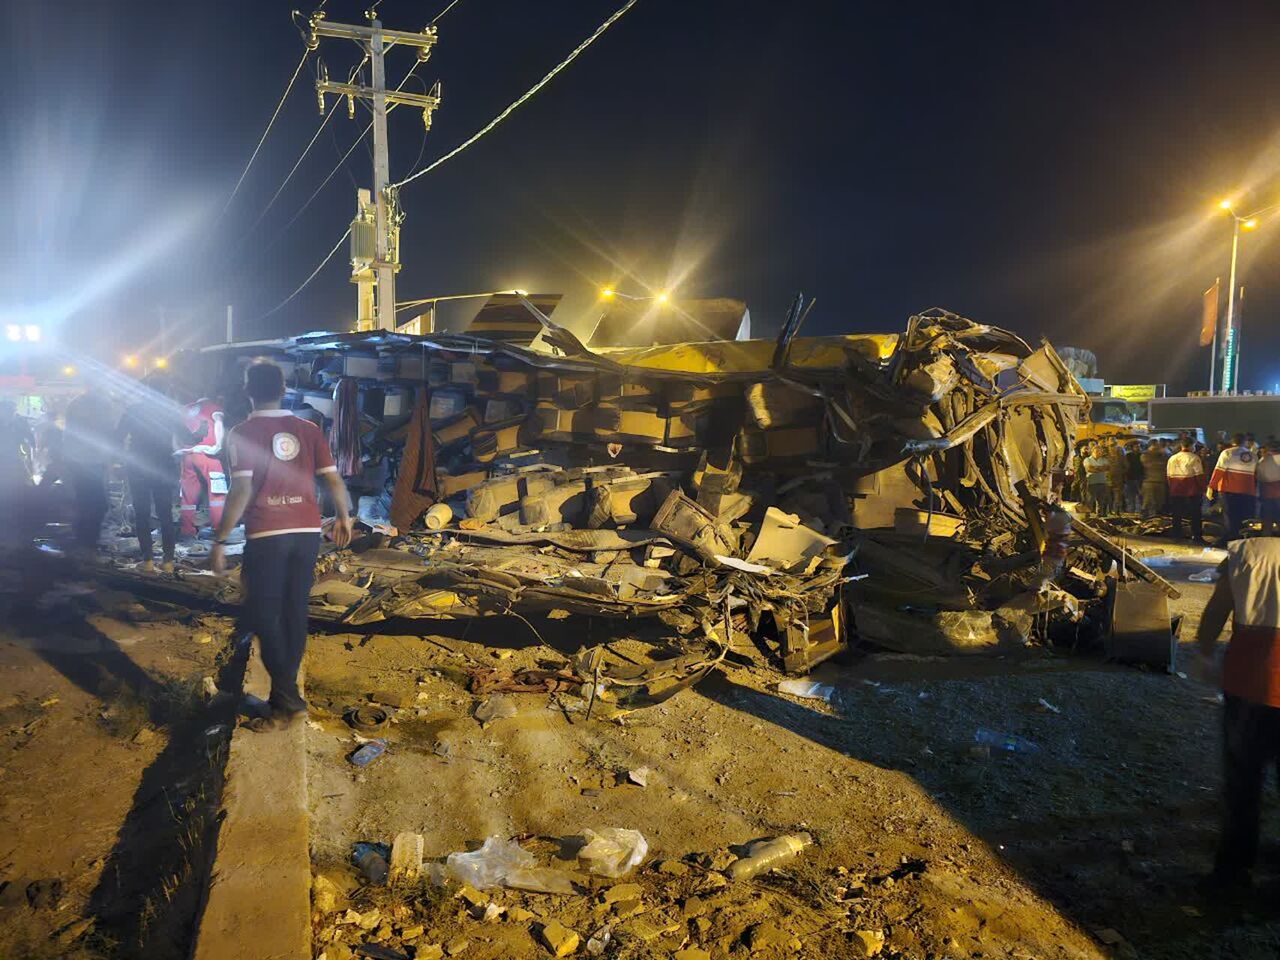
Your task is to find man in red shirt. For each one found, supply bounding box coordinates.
[1209,433,1258,544]
[212,363,352,729]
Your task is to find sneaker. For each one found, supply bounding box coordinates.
[140,560,155,573]
[161,560,175,575]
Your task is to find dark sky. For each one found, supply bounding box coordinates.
[7,0,1280,392]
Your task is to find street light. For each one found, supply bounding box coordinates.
[1216,199,1266,394]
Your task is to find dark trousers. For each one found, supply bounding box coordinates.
[1170,495,1203,541]
[129,471,176,562]
[242,532,319,715]
[69,463,107,549]
[1223,492,1256,542]
[1219,694,1280,876]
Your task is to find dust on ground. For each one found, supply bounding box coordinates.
[0,551,239,960]
[302,550,1280,960]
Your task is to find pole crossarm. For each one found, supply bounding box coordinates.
[317,81,441,112]
[311,18,439,54]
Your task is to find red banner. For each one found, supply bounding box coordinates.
[1201,277,1220,347]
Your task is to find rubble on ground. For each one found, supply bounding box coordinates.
[100,303,1181,692]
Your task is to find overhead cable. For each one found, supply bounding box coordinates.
[393,0,641,189]
[247,55,370,236]
[271,62,422,243]
[255,227,352,322]
[220,45,310,215]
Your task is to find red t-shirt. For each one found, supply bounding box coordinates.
[227,410,337,539]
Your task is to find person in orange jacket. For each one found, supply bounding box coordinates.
[177,397,226,537]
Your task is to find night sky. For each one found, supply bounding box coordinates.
[7,0,1280,393]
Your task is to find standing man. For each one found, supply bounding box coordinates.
[62,387,114,555]
[1139,439,1168,518]
[118,375,183,573]
[1108,441,1129,515]
[211,363,352,729]
[1167,438,1207,542]
[1084,442,1112,516]
[1125,440,1143,513]
[1210,433,1258,544]
[178,395,226,539]
[1256,440,1280,536]
[1195,537,1280,888]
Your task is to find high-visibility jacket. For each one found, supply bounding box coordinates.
[1257,453,1280,500]
[184,399,223,451]
[1166,450,1205,498]
[1224,539,1280,707]
[1210,445,1258,496]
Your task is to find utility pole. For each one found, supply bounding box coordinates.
[311,11,442,332]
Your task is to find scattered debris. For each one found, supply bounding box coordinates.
[538,919,581,957]
[474,695,519,725]
[389,832,424,887]
[577,828,648,878]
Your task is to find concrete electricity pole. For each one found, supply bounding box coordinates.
[310,12,441,331]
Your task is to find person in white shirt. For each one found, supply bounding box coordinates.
[1167,439,1207,541]
[1255,440,1280,536]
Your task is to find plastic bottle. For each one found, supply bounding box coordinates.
[353,842,389,884]
[973,728,1040,754]
[777,680,838,703]
[727,832,813,880]
[349,738,388,767]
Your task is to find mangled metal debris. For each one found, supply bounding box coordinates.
[103,303,1179,694]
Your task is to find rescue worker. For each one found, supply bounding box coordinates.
[1069,443,1086,503]
[1209,433,1258,544]
[211,363,353,730]
[1139,439,1168,518]
[1195,537,1280,888]
[1084,442,1112,515]
[177,395,226,538]
[1167,438,1207,542]
[1256,439,1280,536]
[118,375,184,572]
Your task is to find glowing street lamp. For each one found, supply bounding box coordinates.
[123,354,139,368]
[1216,199,1266,394]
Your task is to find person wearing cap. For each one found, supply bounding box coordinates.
[211,362,353,730]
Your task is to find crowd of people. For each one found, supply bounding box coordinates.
[0,377,232,568]
[1070,432,1280,544]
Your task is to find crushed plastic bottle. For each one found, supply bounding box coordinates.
[727,832,813,880]
[777,679,838,703]
[576,828,648,878]
[446,835,536,889]
[973,728,1040,754]
[348,738,388,767]
[352,842,389,884]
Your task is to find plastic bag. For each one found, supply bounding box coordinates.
[446,835,535,889]
[475,695,518,724]
[577,828,648,878]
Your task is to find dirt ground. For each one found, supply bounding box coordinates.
[0,550,239,960]
[5,535,1280,959]
[302,547,1280,960]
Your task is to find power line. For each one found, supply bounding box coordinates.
[246,55,370,237]
[393,0,641,190]
[270,62,423,247]
[430,0,464,25]
[220,45,310,215]
[256,227,352,322]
